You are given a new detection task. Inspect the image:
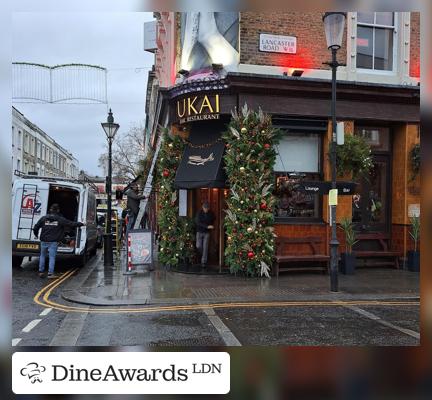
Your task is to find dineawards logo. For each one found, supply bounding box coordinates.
[12,352,230,394]
[20,362,47,384]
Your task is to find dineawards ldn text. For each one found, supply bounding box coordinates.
[52,364,192,382]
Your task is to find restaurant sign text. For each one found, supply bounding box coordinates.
[259,33,297,54]
[176,94,220,124]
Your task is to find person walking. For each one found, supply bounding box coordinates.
[195,202,215,267]
[33,203,85,278]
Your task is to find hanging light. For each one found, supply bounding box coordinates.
[322,12,346,50]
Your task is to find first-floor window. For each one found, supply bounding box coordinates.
[273,132,322,221]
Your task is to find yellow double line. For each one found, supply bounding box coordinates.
[33,270,420,315]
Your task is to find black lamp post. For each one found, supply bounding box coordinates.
[101,109,120,267]
[323,12,346,292]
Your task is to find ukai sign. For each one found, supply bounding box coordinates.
[176,94,220,124]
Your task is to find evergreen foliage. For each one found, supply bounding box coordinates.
[223,105,281,277]
[156,129,194,266]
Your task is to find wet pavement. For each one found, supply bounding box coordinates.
[60,249,420,307]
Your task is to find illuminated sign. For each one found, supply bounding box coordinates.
[176,94,220,124]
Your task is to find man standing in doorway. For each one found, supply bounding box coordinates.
[195,202,215,267]
[33,203,85,278]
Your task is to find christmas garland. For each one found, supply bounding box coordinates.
[156,129,194,266]
[223,105,281,277]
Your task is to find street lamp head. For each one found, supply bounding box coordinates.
[101,108,120,140]
[323,12,346,50]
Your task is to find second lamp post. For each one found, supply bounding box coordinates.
[323,12,346,292]
[101,109,120,267]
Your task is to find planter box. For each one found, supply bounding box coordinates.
[407,251,420,272]
[340,253,356,275]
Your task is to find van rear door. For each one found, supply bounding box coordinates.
[12,182,49,242]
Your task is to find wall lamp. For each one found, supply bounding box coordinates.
[291,69,304,77]
[178,69,189,76]
[212,63,224,71]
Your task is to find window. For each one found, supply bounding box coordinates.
[17,159,21,172]
[356,12,396,71]
[41,145,45,161]
[355,126,390,151]
[12,126,14,147]
[24,133,29,153]
[18,130,22,150]
[37,141,41,159]
[273,132,322,221]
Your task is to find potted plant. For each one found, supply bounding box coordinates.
[338,217,358,274]
[334,135,373,180]
[407,216,420,272]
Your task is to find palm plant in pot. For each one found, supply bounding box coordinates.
[407,216,420,272]
[338,217,358,274]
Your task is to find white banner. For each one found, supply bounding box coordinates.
[13,352,230,394]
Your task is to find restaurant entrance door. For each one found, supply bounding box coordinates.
[352,154,391,233]
[193,188,225,268]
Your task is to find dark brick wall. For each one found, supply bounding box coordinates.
[239,12,347,69]
[410,12,420,78]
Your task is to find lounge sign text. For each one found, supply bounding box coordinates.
[177,94,220,124]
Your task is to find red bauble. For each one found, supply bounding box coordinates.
[264,143,271,149]
[247,251,255,259]
[162,170,169,177]
[260,203,267,210]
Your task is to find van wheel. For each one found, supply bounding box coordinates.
[12,256,24,268]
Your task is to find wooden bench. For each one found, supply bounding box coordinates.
[353,232,401,269]
[274,236,330,277]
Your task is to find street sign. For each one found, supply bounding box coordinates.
[295,181,357,195]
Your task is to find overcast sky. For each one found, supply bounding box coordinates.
[12,12,155,175]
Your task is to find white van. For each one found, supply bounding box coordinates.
[12,174,98,268]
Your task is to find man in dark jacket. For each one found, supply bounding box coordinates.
[33,203,85,278]
[195,202,215,267]
[124,183,147,233]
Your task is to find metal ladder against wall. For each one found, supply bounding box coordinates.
[16,184,39,240]
[134,135,163,229]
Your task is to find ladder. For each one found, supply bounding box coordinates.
[16,184,39,240]
[134,135,163,229]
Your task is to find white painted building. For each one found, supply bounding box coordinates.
[12,107,79,181]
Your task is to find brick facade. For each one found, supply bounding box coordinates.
[410,12,420,78]
[239,12,347,70]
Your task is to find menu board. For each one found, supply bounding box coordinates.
[128,229,153,266]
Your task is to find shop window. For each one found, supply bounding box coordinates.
[355,126,390,151]
[356,12,396,72]
[273,133,322,222]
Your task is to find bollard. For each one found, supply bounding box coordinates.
[123,234,137,275]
